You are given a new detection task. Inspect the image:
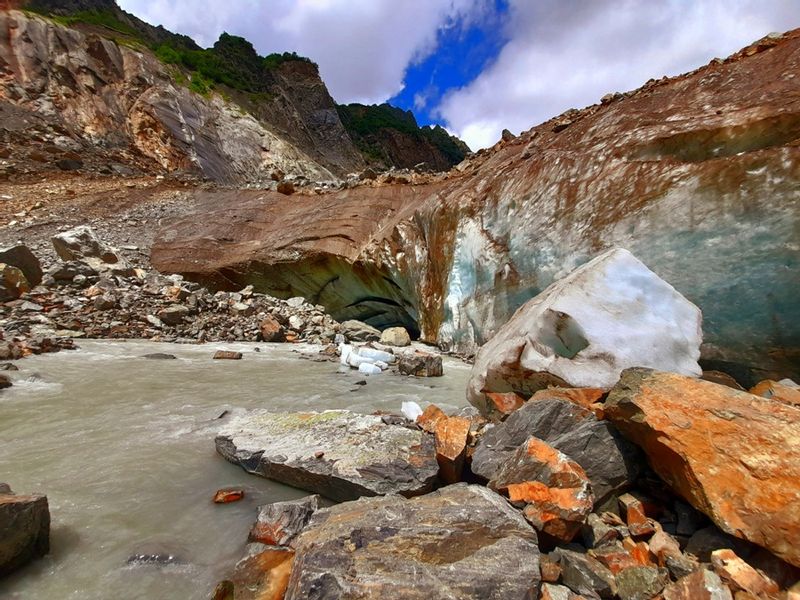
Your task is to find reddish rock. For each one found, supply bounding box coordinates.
[529,387,605,414]
[540,553,563,583]
[710,549,780,597]
[701,370,745,391]
[416,404,447,433]
[259,316,286,343]
[434,415,471,484]
[248,496,319,548]
[662,569,733,600]
[749,379,800,407]
[540,583,581,600]
[618,493,656,537]
[213,488,245,504]
[230,548,294,600]
[213,350,243,360]
[490,437,593,542]
[605,368,800,567]
[590,544,641,575]
[0,264,29,302]
[398,350,443,377]
[485,391,525,418]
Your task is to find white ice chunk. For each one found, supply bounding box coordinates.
[401,401,423,421]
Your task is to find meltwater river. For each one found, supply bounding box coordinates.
[0,340,470,599]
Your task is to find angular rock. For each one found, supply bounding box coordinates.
[590,543,642,575]
[213,488,245,504]
[433,415,470,484]
[213,351,243,360]
[259,315,286,343]
[468,248,702,414]
[379,327,411,347]
[529,386,606,417]
[416,404,447,433]
[582,513,619,548]
[340,320,381,342]
[560,549,617,599]
[0,245,42,287]
[0,490,50,577]
[662,569,733,600]
[605,368,800,567]
[52,225,134,276]
[472,398,642,503]
[540,583,581,600]
[0,374,11,390]
[285,484,541,600]
[749,379,800,407]
[249,495,320,548]
[618,493,656,537]
[216,410,439,502]
[48,260,97,282]
[397,350,443,377]
[485,391,525,419]
[490,437,594,542]
[710,549,779,597]
[230,547,294,600]
[157,305,190,325]
[0,263,29,302]
[615,566,669,600]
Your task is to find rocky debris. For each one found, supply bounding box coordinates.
[0,245,42,287]
[284,484,541,600]
[489,437,594,542]
[213,351,242,360]
[472,398,643,504]
[605,368,800,567]
[0,333,75,362]
[52,225,134,277]
[0,486,50,577]
[339,319,381,342]
[248,495,320,547]
[615,566,670,600]
[468,248,702,415]
[559,548,617,598]
[749,378,800,407]
[213,488,245,504]
[0,263,29,302]
[397,350,443,377]
[380,326,411,347]
[216,410,439,501]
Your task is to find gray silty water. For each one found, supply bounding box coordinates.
[0,340,470,599]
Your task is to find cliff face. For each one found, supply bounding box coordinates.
[0,10,339,183]
[152,30,800,380]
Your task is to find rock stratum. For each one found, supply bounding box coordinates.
[153,30,800,380]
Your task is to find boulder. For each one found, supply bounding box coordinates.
[472,398,642,504]
[52,225,134,276]
[0,489,50,577]
[559,549,617,599]
[485,391,525,419]
[248,495,320,547]
[0,245,42,287]
[380,327,411,347]
[0,374,12,389]
[0,263,29,302]
[397,350,443,377]
[213,351,243,360]
[259,315,286,343]
[605,368,800,567]
[615,566,669,600]
[433,415,471,484]
[216,410,439,501]
[157,305,190,325]
[48,260,98,282]
[229,547,295,600]
[467,248,702,415]
[489,437,594,542]
[284,484,541,600]
[340,320,381,342]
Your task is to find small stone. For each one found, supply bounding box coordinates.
[710,549,779,597]
[540,553,562,583]
[540,583,580,600]
[259,316,286,343]
[277,181,295,195]
[248,495,319,547]
[142,353,177,360]
[619,494,656,537]
[590,543,641,575]
[213,488,245,504]
[662,569,733,600]
[213,351,243,360]
[560,549,617,599]
[582,513,619,548]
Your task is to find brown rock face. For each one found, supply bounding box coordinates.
[0,491,50,576]
[605,368,800,567]
[152,30,800,378]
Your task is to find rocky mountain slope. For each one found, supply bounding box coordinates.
[0,2,469,183]
[152,30,800,382]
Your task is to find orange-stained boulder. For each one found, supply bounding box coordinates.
[213,488,244,504]
[229,548,294,600]
[434,415,471,484]
[710,549,780,597]
[605,368,800,567]
[662,569,733,600]
[416,404,447,433]
[490,437,593,542]
[749,379,800,407]
[529,387,605,414]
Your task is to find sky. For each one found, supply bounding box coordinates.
[117,0,800,150]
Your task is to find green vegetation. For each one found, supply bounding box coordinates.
[28,8,139,37]
[337,103,470,168]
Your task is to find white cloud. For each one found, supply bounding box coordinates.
[436,0,800,149]
[117,0,492,104]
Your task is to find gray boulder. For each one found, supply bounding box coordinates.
[248,495,320,548]
[0,264,29,302]
[52,225,134,276]
[472,398,642,504]
[0,488,50,577]
[157,305,190,325]
[285,484,541,600]
[216,410,439,502]
[0,245,42,287]
[340,319,381,342]
[397,351,443,377]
